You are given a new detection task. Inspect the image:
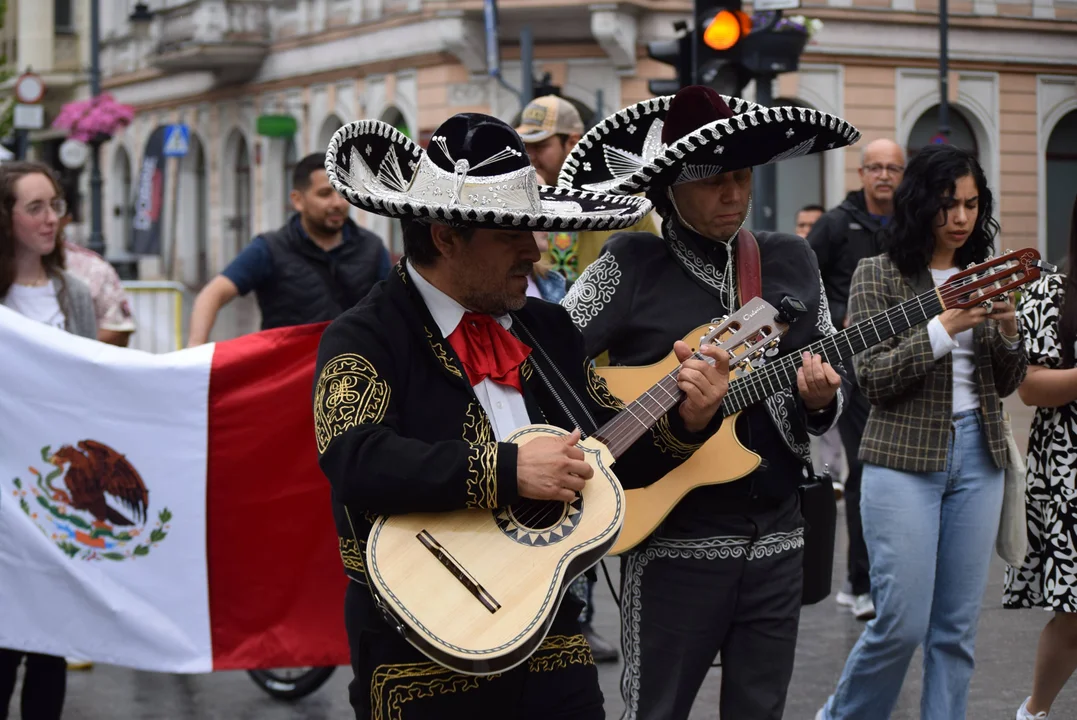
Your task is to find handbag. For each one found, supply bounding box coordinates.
[996,413,1028,566]
[735,229,837,605]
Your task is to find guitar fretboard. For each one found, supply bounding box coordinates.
[722,288,944,414]
[592,354,704,459]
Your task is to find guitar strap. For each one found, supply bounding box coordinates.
[736,228,763,305]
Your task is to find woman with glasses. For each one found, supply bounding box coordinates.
[0,162,94,338]
[0,161,94,720]
[816,144,1028,719]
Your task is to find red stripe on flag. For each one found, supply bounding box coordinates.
[207,322,350,670]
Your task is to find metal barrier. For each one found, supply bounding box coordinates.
[121,281,188,354]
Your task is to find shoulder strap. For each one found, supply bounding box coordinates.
[736,228,762,305]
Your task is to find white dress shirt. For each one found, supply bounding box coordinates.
[407,262,532,441]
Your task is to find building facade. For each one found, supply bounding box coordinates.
[26,0,1077,335]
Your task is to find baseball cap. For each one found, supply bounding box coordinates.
[514,96,585,143]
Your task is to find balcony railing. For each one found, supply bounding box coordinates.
[151,0,270,79]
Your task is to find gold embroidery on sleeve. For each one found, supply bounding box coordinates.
[462,400,499,509]
[339,536,364,575]
[652,414,704,460]
[426,327,463,378]
[585,364,625,412]
[527,633,595,672]
[314,353,392,454]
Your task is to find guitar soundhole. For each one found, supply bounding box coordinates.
[493,493,584,547]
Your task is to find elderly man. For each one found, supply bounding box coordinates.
[314,111,730,720]
[558,85,857,720]
[807,138,906,622]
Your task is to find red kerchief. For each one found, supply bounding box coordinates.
[446,313,532,393]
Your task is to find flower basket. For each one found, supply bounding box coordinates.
[51,94,135,144]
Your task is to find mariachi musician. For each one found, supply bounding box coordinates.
[313,112,731,720]
[557,86,858,720]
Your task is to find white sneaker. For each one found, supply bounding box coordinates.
[836,581,855,607]
[852,594,876,620]
[1017,697,1049,719]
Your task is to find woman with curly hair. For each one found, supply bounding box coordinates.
[817,144,1028,720]
[1004,193,1077,720]
[0,161,95,720]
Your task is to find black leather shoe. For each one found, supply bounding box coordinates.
[581,623,619,663]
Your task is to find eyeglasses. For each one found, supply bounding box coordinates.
[862,164,905,176]
[18,198,67,220]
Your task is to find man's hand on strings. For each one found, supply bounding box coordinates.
[673,341,730,433]
[797,351,842,411]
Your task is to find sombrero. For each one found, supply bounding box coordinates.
[325,112,651,231]
[557,86,861,195]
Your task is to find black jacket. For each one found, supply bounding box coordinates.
[561,218,850,521]
[257,217,385,330]
[313,262,721,629]
[807,190,886,329]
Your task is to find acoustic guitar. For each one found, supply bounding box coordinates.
[364,296,790,676]
[599,248,1053,556]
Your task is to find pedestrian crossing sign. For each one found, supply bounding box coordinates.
[163,125,190,157]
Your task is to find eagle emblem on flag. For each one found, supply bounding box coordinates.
[10,441,172,561]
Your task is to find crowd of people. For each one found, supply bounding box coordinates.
[2,85,1077,720]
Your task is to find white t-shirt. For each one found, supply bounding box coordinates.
[927,267,979,413]
[3,283,65,331]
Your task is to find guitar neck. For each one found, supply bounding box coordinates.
[592,355,700,459]
[721,288,944,415]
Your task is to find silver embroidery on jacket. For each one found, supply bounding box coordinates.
[562,252,622,329]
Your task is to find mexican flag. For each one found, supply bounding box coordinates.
[0,306,349,673]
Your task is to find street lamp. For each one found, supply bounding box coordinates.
[129,3,154,42]
[84,1,155,262]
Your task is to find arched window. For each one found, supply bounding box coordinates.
[109,145,133,253]
[283,136,298,221]
[222,130,252,266]
[317,114,344,153]
[773,97,826,236]
[177,134,208,287]
[1046,110,1077,265]
[906,105,979,160]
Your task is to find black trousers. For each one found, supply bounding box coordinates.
[344,583,603,720]
[0,649,65,720]
[837,386,871,596]
[618,494,804,720]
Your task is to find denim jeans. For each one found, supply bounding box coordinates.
[822,411,1003,720]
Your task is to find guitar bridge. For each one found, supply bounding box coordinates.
[417,530,501,614]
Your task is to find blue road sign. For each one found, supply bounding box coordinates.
[163,124,190,157]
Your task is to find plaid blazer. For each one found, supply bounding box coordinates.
[847,254,1028,472]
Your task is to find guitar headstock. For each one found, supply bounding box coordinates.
[693,297,789,371]
[941,248,1057,309]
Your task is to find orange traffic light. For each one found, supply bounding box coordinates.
[702,9,751,51]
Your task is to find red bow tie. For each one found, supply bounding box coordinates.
[446,312,532,393]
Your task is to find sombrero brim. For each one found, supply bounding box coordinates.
[558,95,861,195]
[326,120,652,231]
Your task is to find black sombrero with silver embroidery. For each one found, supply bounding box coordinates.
[557,86,861,195]
[325,112,651,231]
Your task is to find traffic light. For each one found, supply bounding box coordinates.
[695,0,753,96]
[646,30,692,96]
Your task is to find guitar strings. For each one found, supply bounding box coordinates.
[590,261,1026,456]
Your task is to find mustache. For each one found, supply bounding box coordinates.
[510,262,535,276]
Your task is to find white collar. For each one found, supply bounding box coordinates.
[405,261,512,339]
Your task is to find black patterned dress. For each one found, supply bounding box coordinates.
[1004,274,1077,612]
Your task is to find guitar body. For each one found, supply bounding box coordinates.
[597,324,762,556]
[366,424,623,676]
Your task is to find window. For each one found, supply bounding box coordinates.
[54,0,74,33]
